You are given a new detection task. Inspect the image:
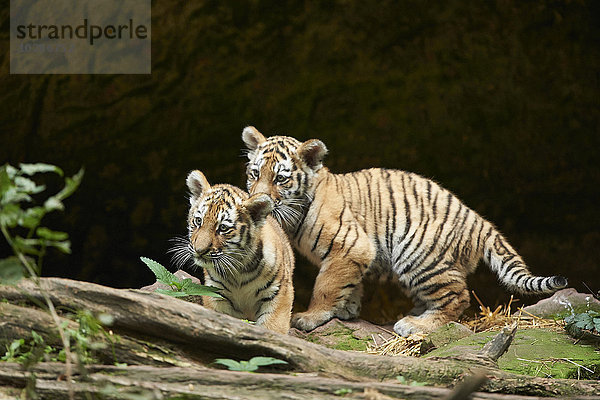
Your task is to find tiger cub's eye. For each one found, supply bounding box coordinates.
[193,217,203,227]
[274,175,288,184]
[218,224,233,234]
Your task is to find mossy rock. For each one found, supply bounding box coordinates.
[421,322,473,353]
[425,328,600,379]
[296,320,373,352]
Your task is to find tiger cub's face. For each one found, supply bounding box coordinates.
[185,170,273,276]
[242,126,327,231]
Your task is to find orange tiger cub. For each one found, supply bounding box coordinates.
[241,127,568,336]
[183,170,294,334]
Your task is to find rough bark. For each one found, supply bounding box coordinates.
[0,363,573,400]
[0,302,196,367]
[1,278,599,399]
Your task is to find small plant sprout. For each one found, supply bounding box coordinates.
[213,356,288,372]
[140,257,221,298]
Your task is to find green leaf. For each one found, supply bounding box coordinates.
[0,166,11,198]
[4,165,18,179]
[248,356,288,367]
[19,207,45,229]
[2,338,25,361]
[55,168,84,201]
[1,187,32,205]
[43,197,64,212]
[214,358,243,370]
[13,236,42,256]
[19,163,63,176]
[180,279,222,298]
[0,257,25,284]
[140,257,177,285]
[36,227,69,241]
[31,330,44,345]
[46,240,71,254]
[14,176,45,195]
[0,203,22,228]
[155,288,188,297]
[180,278,193,288]
[237,361,258,372]
[214,359,258,372]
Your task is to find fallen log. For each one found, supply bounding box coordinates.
[0,302,198,367]
[0,363,561,400]
[1,278,599,398]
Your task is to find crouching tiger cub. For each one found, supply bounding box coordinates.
[241,127,568,337]
[182,170,294,334]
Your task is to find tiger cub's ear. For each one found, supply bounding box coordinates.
[243,193,274,224]
[242,126,266,152]
[298,139,328,171]
[186,170,211,201]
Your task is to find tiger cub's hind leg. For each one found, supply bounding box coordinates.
[394,270,470,336]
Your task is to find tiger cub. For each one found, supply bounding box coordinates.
[241,126,568,336]
[183,170,294,334]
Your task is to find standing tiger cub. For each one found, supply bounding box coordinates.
[241,126,568,336]
[183,170,294,334]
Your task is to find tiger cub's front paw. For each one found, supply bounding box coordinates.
[291,310,333,331]
[393,318,423,337]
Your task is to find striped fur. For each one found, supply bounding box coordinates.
[176,170,294,334]
[241,127,568,336]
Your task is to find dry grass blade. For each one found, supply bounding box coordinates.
[366,332,426,357]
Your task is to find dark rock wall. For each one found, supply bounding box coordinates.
[1,0,598,321]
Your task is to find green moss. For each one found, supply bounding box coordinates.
[425,328,600,379]
[305,322,370,352]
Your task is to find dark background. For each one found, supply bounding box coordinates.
[1,0,599,323]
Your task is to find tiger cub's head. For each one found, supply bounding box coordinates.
[185,170,273,276]
[242,126,327,231]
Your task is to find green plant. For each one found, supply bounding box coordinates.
[396,375,427,386]
[0,162,83,400]
[0,163,84,280]
[565,311,600,334]
[140,257,221,298]
[333,388,353,396]
[213,356,288,372]
[1,331,55,366]
[59,310,118,365]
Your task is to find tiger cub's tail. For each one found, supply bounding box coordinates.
[481,224,567,294]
